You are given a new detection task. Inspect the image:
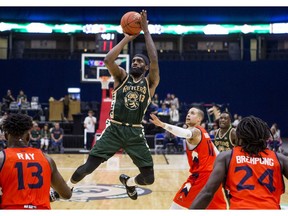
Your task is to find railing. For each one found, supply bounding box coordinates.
[1,47,288,61]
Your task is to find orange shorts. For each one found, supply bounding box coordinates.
[173,172,227,209]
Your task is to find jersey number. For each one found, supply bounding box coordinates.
[15,162,43,190]
[235,165,275,193]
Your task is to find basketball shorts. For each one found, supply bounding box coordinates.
[90,120,153,168]
[173,172,227,209]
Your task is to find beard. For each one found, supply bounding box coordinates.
[130,67,145,78]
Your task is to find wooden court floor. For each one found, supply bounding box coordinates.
[50,153,288,210]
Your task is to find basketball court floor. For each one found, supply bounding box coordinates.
[50,151,288,210]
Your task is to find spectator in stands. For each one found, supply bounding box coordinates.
[169,104,179,125]
[84,110,97,150]
[0,126,6,151]
[163,93,172,108]
[2,89,15,113]
[17,90,28,114]
[60,94,71,121]
[268,123,282,153]
[232,113,242,128]
[151,93,160,107]
[208,122,219,141]
[170,94,179,109]
[29,122,41,148]
[51,122,64,153]
[40,123,51,153]
[148,101,159,115]
[17,90,27,104]
[162,130,180,153]
[142,101,159,134]
[157,103,170,116]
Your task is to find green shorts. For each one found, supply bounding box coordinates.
[90,120,153,168]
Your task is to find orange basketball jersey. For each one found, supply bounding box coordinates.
[0,147,52,209]
[186,126,218,173]
[226,146,285,209]
[173,126,227,209]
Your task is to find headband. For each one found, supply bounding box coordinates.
[134,54,150,66]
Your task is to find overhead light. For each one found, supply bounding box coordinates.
[203,24,229,35]
[26,23,52,33]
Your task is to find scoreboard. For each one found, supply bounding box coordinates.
[95,33,117,53]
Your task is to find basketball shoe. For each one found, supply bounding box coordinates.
[49,187,74,202]
[49,188,60,202]
[119,174,138,200]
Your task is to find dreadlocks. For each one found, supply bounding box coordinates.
[2,113,33,137]
[236,115,270,157]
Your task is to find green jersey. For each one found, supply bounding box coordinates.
[214,126,235,152]
[110,75,151,125]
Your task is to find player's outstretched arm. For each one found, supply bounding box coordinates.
[149,114,192,139]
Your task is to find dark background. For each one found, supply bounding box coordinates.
[0,6,287,136]
[0,7,288,25]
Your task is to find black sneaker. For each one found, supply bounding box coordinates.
[49,188,60,202]
[50,187,74,202]
[119,174,138,200]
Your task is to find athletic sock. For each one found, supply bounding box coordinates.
[67,179,77,188]
[126,176,137,187]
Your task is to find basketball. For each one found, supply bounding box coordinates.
[120,11,142,35]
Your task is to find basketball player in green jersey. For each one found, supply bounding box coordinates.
[66,10,160,200]
[214,111,236,152]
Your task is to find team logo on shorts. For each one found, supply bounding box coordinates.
[61,184,152,202]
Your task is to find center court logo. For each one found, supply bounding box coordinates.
[62,184,152,202]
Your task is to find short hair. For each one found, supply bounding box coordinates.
[194,107,204,122]
[2,113,33,137]
[221,111,232,121]
[236,115,270,157]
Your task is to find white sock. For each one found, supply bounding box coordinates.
[126,177,137,187]
[67,179,77,188]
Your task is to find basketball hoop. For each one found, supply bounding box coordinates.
[100,76,110,90]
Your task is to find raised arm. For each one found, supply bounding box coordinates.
[140,10,160,97]
[104,33,138,87]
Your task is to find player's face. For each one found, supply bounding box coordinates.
[185,108,200,126]
[219,113,231,129]
[130,57,146,77]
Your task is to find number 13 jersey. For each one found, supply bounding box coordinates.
[0,147,52,209]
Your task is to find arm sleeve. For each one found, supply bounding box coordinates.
[163,123,193,139]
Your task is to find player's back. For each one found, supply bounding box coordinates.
[226,146,284,209]
[0,147,52,209]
